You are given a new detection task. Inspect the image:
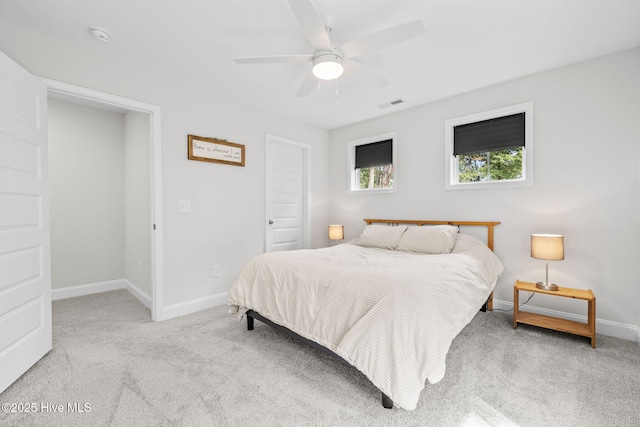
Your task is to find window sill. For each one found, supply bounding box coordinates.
[445,179,531,191]
[348,187,397,196]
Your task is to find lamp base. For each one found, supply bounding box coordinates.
[536,282,558,291]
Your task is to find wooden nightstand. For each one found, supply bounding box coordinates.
[513,280,596,348]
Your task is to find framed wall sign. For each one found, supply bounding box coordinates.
[187,134,245,167]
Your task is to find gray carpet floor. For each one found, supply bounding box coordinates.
[1,290,638,427]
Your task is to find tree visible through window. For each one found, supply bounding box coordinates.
[358,164,394,189]
[458,148,523,182]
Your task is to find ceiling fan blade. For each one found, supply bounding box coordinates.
[340,20,425,59]
[288,0,332,50]
[234,55,313,64]
[296,70,318,97]
[347,60,390,88]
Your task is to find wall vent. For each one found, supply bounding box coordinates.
[377,98,405,109]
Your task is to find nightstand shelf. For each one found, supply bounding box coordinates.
[513,280,596,348]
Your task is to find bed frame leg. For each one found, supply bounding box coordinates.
[247,314,254,331]
[480,292,493,312]
[381,392,393,409]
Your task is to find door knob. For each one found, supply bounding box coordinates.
[268,219,274,225]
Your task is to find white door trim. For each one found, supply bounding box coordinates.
[41,78,165,321]
[265,134,311,251]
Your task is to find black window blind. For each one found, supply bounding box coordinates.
[355,139,393,169]
[453,113,525,156]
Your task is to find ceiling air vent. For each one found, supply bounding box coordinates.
[377,98,405,109]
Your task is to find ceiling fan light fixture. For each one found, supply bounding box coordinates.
[312,51,344,80]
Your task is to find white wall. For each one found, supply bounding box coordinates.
[124,111,152,296]
[48,99,125,288]
[329,48,640,329]
[0,23,330,309]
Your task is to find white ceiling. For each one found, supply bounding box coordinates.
[1,0,639,129]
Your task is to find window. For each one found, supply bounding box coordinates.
[445,102,534,190]
[348,132,397,194]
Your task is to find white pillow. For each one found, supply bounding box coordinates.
[356,225,408,250]
[396,225,458,254]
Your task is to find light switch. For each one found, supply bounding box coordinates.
[178,199,191,212]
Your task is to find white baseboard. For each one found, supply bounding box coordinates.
[53,281,226,322]
[52,279,151,310]
[52,279,125,300]
[162,292,228,321]
[494,299,639,343]
[123,279,152,309]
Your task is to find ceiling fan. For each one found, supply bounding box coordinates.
[234,0,425,97]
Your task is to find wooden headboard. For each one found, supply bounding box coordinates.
[363,219,501,251]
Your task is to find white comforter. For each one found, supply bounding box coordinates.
[228,234,503,410]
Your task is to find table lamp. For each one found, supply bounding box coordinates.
[531,234,564,291]
[329,224,344,243]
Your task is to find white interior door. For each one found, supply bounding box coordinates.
[265,134,310,252]
[0,50,52,392]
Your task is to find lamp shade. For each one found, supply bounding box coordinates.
[328,224,344,241]
[531,234,564,261]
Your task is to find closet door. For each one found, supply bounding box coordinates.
[265,134,310,252]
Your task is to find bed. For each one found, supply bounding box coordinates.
[228,219,503,410]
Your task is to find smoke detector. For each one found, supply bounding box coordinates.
[89,27,111,43]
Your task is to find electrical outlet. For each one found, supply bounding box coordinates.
[212,265,221,277]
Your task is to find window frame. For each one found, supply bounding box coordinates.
[444,101,534,190]
[347,131,398,195]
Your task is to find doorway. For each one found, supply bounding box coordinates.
[44,79,164,321]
